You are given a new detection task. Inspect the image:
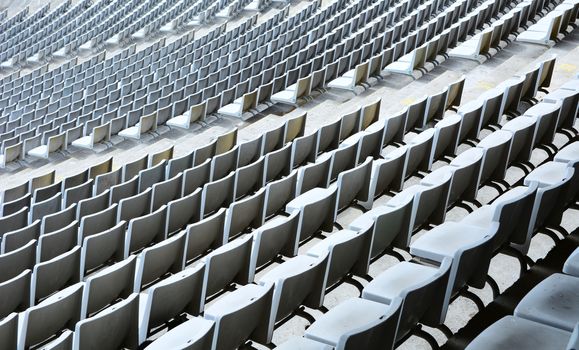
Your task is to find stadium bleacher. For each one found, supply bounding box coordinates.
[0,0,577,348]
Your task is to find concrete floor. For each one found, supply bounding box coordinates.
[0,0,578,348]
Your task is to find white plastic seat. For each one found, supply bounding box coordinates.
[285,187,337,242]
[72,122,111,150]
[119,113,158,140]
[563,248,579,277]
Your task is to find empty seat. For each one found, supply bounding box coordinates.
[305,297,403,350]
[81,256,136,318]
[73,293,140,350]
[466,316,576,350]
[27,133,66,159]
[134,232,186,291]
[362,257,453,341]
[286,187,337,242]
[204,283,274,350]
[514,273,579,332]
[18,283,83,350]
[0,239,36,283]
[259,253,329,325]
[125,205,167,256]
[138,264,205,343]
[72,122,111,150]
[144,317,214,349]
[0,270,30,319]
[31,246,81,305]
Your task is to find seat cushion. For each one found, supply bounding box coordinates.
[514,273,579,331]
[466,316,572,350]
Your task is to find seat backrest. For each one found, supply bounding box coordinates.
[336,157,373,211]
[118,187,152,223]
[317,118,341,154]
[405,95,427,132]
[0,238,35,283]
[135,231,186,291]
[30,192,62,223]
[82,255,136,318]
[47,133,65,153]
[38,220,77,263]
[234,156,265,199]
[201,171,235,216]
[139,264,205,342]
[138,159,166,193]
[291,132,318,169]
[204,283,274,349]
[0,312,18,350]
[31,245,81,305]
[260,253,329,323]
[19,283,83,350]
[139,113,157,134]
[73,293,139,350]
[122,154,148,182]
[184,207,226,263]
[264,142,292,183]
[0,270,30,319]
[166,187,201,235]
[201,235,252,300]
[211,145,238,181]
[92,122,110,144]
[151,173,182,212]
[125,204,167,256]
[1,219,40,254]
[149,145,174,167]
[224,188,265,241]
[182,158,211,196]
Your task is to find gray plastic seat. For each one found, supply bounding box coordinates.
[264,143,292,183]
[234,156,265,199]
[401,128,435,179]
[389,171,452,233]
[30,192,62,224]
[514,273,579,332]
[138,264,205,343]
[31,245,81,305]
[82,256,136,318]
[350,191,414,256]
[200,235,252,301]
[263,170,298,219]
[333,157,373,211]
[224,188,265,240]
[201,171,235,216]
[286,187,337,242]
[461,184,538,253]
[249,211,300,280]
[73,293,139,350]
[144,317,214,350]
[259,253,329,325]
[18,283,83,350]
[134,231,186,291]
[0,206,28,238]
[41,203,76,235]
[363,257,453,340]
[0,239,36,283]
[305,297,403,350]
[204,283,274,350]
[466,316,575,350]
[182,158,211,197]
[37,220,77,262]
[138,160,166,193]
[81,221,126,274]
[0,269,30,318]
[291,132,318,169]
[0,313,17,350]
[307,226,373,288]
[184,208,226,263]
[117,188,152,223]
[125,205,167,256]
[211,145,239,181]
[1,219,40,254]
[151,173,182,212]
[411,222,498,295]
[476,130,513,184]
[426,147,483,206]
[165,188,202,235]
